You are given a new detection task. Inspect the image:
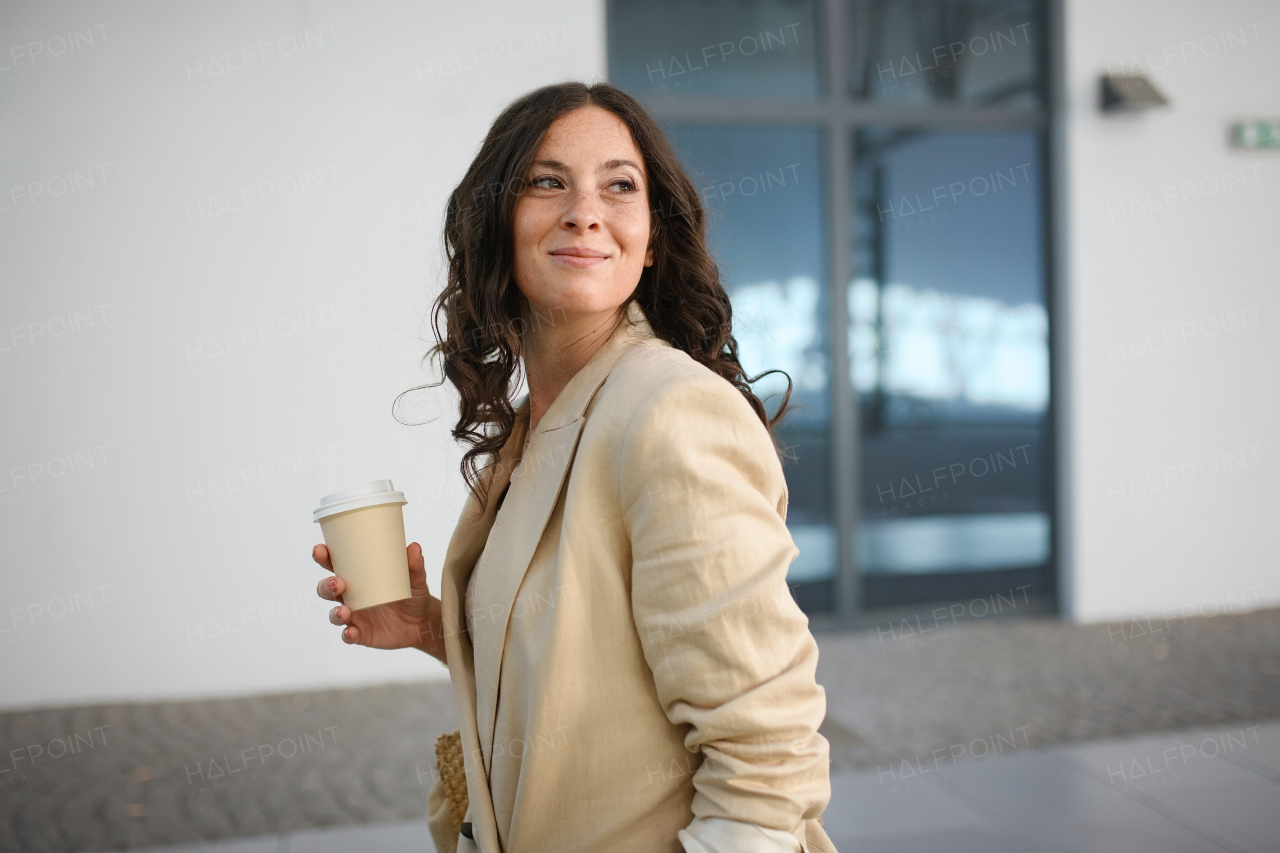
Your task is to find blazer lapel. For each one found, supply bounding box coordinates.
[468,301,658,779]
[439,302,657,849]
[439,407,526,853]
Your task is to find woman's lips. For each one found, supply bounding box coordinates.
[550,248,609,267]
[552,255,607,267]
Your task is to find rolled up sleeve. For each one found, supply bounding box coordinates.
[619,369,831,838]
[680,816,802,852]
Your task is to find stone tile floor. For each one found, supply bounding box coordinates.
[118,721,1280,853]
[3,608,1278,851]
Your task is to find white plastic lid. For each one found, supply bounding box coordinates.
[313,479,407,522]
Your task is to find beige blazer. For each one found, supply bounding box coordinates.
[428,300,835,852]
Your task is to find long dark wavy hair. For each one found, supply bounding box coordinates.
[396,81,794,509]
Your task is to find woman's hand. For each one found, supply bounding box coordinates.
[313,541,447,664]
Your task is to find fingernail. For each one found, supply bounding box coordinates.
[328,579,337,593]
[342,628,351,641]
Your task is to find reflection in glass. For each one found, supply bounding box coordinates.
[661,125,834,596]
[847,0,1042,106]
[608,0,822,99]
[848,279,1048,409]
[852,128,1049,575]
[859,512,1048,572]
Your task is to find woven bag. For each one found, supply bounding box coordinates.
[427,730,469,852]
[436,730,469,824]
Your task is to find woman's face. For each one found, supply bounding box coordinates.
[512,106,653,327]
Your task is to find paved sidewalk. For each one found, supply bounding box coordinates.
[2,608,1277,852]
[115,720,1280,853]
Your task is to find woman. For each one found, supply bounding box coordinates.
[313,82,835,853]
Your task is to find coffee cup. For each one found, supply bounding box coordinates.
[313,480,412,611]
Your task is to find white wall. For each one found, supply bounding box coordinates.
[0,0,605,710]
[1060,0,1280,622]
[5,0,1277,711]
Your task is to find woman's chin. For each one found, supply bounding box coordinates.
[527,286,630,317]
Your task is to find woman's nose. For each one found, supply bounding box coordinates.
[561,188,602,232]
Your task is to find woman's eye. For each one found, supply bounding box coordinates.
[609,179,637,193]
[529,175,562,189]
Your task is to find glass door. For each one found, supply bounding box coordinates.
[661,124,838,613]
[851,127,1052,608]
[607,0,1057,622]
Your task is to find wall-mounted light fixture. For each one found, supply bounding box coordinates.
[1099,73,1169,113]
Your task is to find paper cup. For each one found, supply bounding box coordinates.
[313,480,411,611]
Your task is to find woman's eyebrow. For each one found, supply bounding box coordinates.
[603,158,643,173]
[529,158,644,174]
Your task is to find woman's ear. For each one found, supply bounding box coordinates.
[644,247,654,267]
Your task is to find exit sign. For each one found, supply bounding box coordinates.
[1232,121,1280,150]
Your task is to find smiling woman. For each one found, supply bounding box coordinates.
[414,82,797,513]
[314,81,835,853]
[510,106,656,438]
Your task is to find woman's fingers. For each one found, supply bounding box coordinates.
[328,603,359,644]
[406,542,428,592]
[312,543,333,571]
[313,543,358,644]
[316,575,345,601]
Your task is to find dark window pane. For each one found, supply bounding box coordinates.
[851,128,1050,575]
[848,0,1042,106]
[662,124,834,601]
[609,0,822,98]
